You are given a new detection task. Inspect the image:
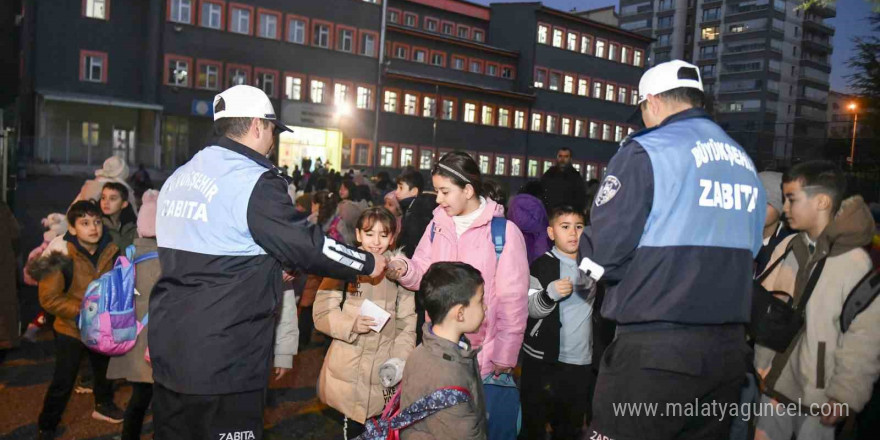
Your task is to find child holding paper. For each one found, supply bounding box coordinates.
[314,207,417,440]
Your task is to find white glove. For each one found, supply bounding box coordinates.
[379,357,405,388]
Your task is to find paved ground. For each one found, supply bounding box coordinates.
[1,175,345,439]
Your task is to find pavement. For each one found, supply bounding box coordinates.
[1,175,345,439]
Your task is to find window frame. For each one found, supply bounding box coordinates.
[534,66,548,88]
[472,29,484,42]
[513,108,527,130]
[530,111,543,132]
[311,19,334,49]
[560,115,572,136]
[383,87,402,113]
[82,0,110,20]
[164,53,193,88]
[285,14,309,45]
[463,100,479,124]
[451,55,466,70]
[430,50,447,67]
[391,42,410,60]
[386,7,401,24]
[592,79,604,100]
[537,22,551,45]
[411,46,429,64]
[379,143,399,168]
[566,30,579,51]
[468,58,484,74]
[563,72,576,94]
[621,45,633,65]
[402,91,420,116]
[333,80,354,107]
[480,102,496,126]
[225,62,252,88]
[497,106,512,128]
[608,42,619,62]
[403,11,419,28]
[552,26,565,48]
[424,16,439,32]
[577,75,590,96]
[418,146,436,170]
[456,24,471,39]
[544,113,559,134]
[580,33,593,55]
[199,0,225,30]
[574,118,587,138]
[501,64,516,79]
[477,153,493,175]
[421,93,437,118]
[195,58,223,90]
[548,69,563,92]
[440,96,458,120]
[510,155,525,177]
[79,49,108,83]
[227,2,254,35]
[167,0,195,25]
[485,62,500,77]
[254,67,280,98]
[335,24,357,53]
[256,7,281,40]
[355,83,375,110]
[634,49,644,67]
[283,71,306,101]
[441,20,455,36]
[399,145,417,168]
[595,38,607,58]
[494,154,509,176]
[358,30,379,57]
[350,139,374,167]
[309,76,331,104]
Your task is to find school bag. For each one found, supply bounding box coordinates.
[840,268,880,332]
[356,385,471,440]
[430,216,507,259]
[78,245,157,356]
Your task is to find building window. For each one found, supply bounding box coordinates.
[545,114,557,134]
[464,102,477,123]
[621,46,630,64]
[701,26,719,41]
[420,149,434,170]
[549,71,561,91]
[352,140,371,166]
[595,40,606,58]
[615,125,624,142]
[227,65,249,87]
[170,0,193,24]
[387,9,399,24]
[486,63,498,76]
[478,155,491,174]
[481,105,495,125]
[425,17,438,32]
[441,98,456,120]
[473,29,484,42]
[495,156,507,176]
[567,32,578,51]
[80,50,107,83]
[631,89,639,105]
[334,83,350,106]
[514,110,525,129]
[729,24,744,33]
[575,119,585,137]
[285,74,304,100]
[593,81,603,99]
[537,23,549,44]
[394,44,409,59]
[534,68,547,88]
[457,25,470,39]
[578,78,589,96]
[380,145,395,167]
[359,31,377,57]
[404,93,418,116]
[618,87,627,104]
[84,0,107,19]
[552,28,564,48]
[197,60,221,90]
[383,90,399,112]
[165,55,191,87]
[511,157,522,176]
[563,74,574,94]
[469,59,483,74]
[634,50,643,67]
[528,159,538,177]
[313,21,332,48]
[413,48,427,63]
[431,51,446,67]
[403,12,417,27]
[531,113,542,131]
[657,16,673,29]
[258,10,279,39]
[201,1,223,29]
[603,123,612,141]
[287,16,307,44]
[442,21,454,35]
[584,164,596,180]
[310,79,327,103]
[589,121,600,139]
[229,4,252,34]
[82,122,100,147]
[606,84,616,102]
[561,117,571,136]
[422,95,436,117]
[581,35,592,54]
[255,69,277,98]
[400,147,415,167]
[356,85,373,109]
[498,108,510,128]
[501,66,514,79]
[543,160,554,174]
[337,27,355,52]
[452,56,465,70]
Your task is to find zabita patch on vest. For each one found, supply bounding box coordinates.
[595,175,621,207]
[698,179,758,212]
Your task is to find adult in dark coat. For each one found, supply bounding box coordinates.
[541,148,587,214]
[0,201,20,350]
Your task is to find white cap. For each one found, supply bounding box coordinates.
[213,85,292,133]
[637,60,703,104]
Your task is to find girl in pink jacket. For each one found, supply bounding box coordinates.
[387,152,529,378]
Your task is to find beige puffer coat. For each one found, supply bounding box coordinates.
[314,265,417,423]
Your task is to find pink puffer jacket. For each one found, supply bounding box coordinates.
[394,198,529,377]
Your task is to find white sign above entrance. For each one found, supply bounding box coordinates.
[281,101,340,129]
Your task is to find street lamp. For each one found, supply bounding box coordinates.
[848,102,858,168]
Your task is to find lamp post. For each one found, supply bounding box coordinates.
[848,102,858,168]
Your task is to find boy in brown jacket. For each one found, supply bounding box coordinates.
[400,262,487,440]
[27,201,123,439]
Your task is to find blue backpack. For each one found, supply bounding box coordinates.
[430,217,507,259]
[78,245,157,356]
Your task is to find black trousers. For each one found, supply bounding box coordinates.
[122,382,153,440]
[38,332,114,431]
[152,382,265,440]
[520,356,595,440]
[589,325,748,440]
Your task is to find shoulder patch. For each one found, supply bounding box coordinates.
[595,175,621,207]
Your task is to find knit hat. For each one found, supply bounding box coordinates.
[137,190,159,238]
[95,156,130,181]
[759,171,783,215]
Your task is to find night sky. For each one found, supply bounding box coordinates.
[474,0,877,94]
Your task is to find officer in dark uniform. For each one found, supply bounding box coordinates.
[583,60,766,440]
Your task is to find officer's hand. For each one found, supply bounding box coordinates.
[274,367,290,381]
[385,259,407,281]
[369,254,388,279]
[552,278,573,297]
[352,315,377,334]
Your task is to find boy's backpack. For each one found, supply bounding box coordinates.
[430,217,506,260]
[357,385,471,440]
[78,245,157,356]
[841,268,880,333]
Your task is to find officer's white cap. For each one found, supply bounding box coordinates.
[213,85,292,133]
[637,60,703,104]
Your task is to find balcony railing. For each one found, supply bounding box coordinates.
[727,4,769,15]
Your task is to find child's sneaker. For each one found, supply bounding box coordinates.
[92,402,124,424]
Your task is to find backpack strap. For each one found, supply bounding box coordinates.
[132,251,158,265]
[490,217,506,261]
[429,222,436,243]
[124,244,136,261]
[841,269,880,333]
[793,257,827,316]
[391,386,471,430]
